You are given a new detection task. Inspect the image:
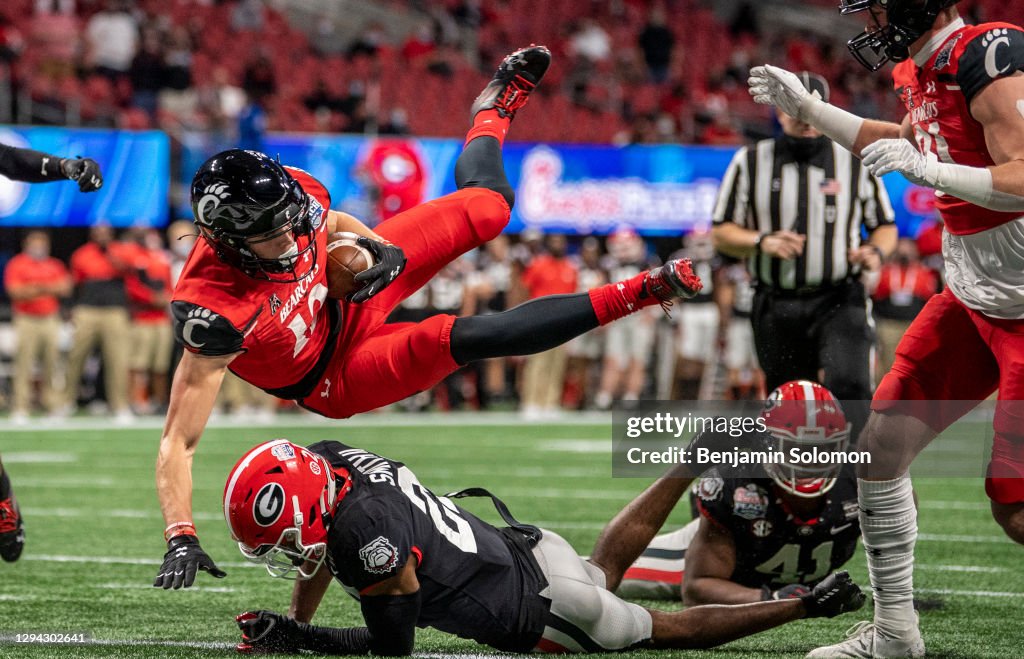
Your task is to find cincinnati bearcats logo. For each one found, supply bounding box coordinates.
[253,482,285,527]
[182,307,218,349]
[982,29,1012,79]
[196,183,255,230]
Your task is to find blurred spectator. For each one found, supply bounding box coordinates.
[3,231,71,423]
[672,231,721,400]
[231,0,265,33]
[637,6,674,83]
[564,237,607,409]
[166,219,196,285]
[0,15,25,65]
[129,29,164,119]
[915,217,945,279]
[401,22,436,62]
[520,234,577,418]
[719,262,763,400]
[84,0,138,81]
[357,139,426,223]
[348,22,390,58]
[220,372,276,423]
[872,239,940,385]
[237,93,267,151]
[569,18,611,63]
[124,228,173,414]
[64,224,133,421]
[242,51,277,100]
[466,235,516,406]
[595,227,656,410]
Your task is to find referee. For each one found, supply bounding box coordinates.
[710,72,896,441]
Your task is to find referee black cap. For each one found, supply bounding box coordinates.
[797,71,830,103]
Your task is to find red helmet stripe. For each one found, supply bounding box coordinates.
[223,439,293,533]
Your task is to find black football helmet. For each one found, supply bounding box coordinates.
[191,149,317,281]
[840,0,962,70]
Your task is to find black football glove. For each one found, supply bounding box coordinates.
[348,236,406,303]
[60,157,103,192]
[800,571,866,618]
[153,534,227,589]
[236,610,303,654]
[761,583,812,601]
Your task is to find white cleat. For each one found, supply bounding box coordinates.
[806,620,925,658]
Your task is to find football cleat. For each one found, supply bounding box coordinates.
[644,258,703,312]
[0,495,24,563]
[805,618,925,658]
[471,45,551,120]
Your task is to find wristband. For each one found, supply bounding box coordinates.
[164,521,197,542]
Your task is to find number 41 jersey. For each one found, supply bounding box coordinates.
[307,441,549,653]
[170,168,338,396]
[695,466,860,589]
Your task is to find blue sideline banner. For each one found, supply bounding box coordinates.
[0,126,169,227]
[180,133,936,237]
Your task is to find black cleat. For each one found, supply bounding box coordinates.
[471,45,551,120]
[0,495,24,563]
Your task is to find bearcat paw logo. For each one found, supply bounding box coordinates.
[182,307,219,349]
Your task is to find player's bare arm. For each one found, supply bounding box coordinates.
[289,559,334,623]
[153,350,235,589]
[974,72,1024,202]
[680,517,762,605]
[713,223,806,260]
[849,224,898,270]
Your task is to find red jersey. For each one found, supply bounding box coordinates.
[3,253,68,316]
[124,244,173,323]
[171,168,337,397]
[521,255,578,299]
[892,20,1024,235]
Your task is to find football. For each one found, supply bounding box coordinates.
[325,232,375,299]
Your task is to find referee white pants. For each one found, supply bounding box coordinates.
[532,530,652,652]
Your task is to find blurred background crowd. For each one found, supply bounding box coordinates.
[0,0,966,419]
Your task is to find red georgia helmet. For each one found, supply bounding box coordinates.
[223,439,350,579]
[762,380,851,498]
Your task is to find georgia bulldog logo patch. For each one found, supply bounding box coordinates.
[359,536,399,574]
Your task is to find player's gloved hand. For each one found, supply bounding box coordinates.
[761,583,812,601]
[60,157,104,192]
[236,611,303,654]
[799,571,866,618]
[748,64,817,120]
[153,534,227,589]
[348,237,407,304]
[861,139,936,186]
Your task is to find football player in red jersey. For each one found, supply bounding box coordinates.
[749,1,1024,656]
[155,46,704,591]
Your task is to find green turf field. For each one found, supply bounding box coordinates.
[0,415,1021,658]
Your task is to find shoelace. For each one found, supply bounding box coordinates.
[843,620,875,640]
[0,498,19,534]
[497,75,535,115]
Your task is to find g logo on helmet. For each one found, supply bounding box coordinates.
[253,482,285,527]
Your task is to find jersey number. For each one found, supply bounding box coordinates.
[397,467,478,554]
[914,122,955,164]
[285,283,329,357]
[755,541,833,583]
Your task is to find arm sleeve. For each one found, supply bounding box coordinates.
[360,592,421,656]
[170,301,245,356]
[0,143,67,182]
[712,147,751,227]
[957,26,1024,105]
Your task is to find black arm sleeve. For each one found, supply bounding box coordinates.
[360,591,422,656]
[295,623,372,655]
[0,143,67,182]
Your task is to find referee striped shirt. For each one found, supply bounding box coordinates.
[712,138,895,290]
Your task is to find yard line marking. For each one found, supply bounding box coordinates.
[0,595,37,602]
[0,411,612,432]
[1,452,77,463]
[15,477,116,487]
[22,554,261,570]
[917,533,1013,544]
[21,507,223,522]
[540,440,609,452]
[917,564,1007,573]
[918,501,989,511]
[95,582,237,593]
[917,588,1024,599]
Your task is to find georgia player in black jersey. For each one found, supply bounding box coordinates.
[749,1,1024,656]
[0,144,102,564]
[613,382,859,605]
[222,438,865,655]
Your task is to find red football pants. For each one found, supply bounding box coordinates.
[301,187,510,418]
[873,288,1024,504]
